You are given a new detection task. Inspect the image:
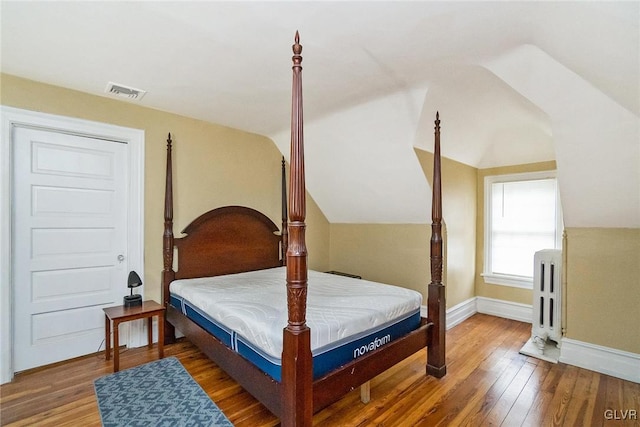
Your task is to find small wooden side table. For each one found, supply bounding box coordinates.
[103,300,165,372]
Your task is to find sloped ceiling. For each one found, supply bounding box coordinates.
[1,1,638,227]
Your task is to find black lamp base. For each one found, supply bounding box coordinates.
[123,294,142,308]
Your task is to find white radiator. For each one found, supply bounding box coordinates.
[531,249,562,354]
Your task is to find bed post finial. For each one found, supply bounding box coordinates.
[282,31,313,427]
[294,30,300,49]
[281,156,289,266]
[427,112,446,378]
[162,132,176,344]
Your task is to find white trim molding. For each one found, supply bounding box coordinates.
[481,273,533,289]
[560,338,640,384]
[446,298,478,329]
[482,170,562,290]
[476,296,533,324]
[421,296,532,330]
[420,297,478,331]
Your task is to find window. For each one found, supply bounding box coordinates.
[483,171,563,288]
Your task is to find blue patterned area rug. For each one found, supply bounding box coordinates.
[94,356,233,426]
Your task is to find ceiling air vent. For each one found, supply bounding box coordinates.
[105,82,146,100]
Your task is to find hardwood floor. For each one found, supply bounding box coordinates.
[1,314,638,426]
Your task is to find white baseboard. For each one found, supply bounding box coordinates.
[421,296,478,331]
[476,296,532,324]
[471,297,639,384]
[421,296,531,329]
[446,298,478,329]
[560,338,640,384]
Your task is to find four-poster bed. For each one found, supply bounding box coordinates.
[161,33,446,426]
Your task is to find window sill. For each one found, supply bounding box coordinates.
[481,273,533,289]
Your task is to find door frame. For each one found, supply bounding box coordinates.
[0,106,145,384]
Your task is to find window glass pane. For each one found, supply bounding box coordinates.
[490,178,557,277]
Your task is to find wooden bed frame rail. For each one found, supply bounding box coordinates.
[161,33,446,427]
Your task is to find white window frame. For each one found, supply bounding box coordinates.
[482,170,563,289]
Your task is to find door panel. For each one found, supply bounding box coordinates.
[13,127,128,372]
[32,267,113,301]
[32,141,115,178]
[33,186,115,216]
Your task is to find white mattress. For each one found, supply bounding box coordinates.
[170,267,422,360]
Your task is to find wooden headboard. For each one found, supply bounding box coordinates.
[174,206,282,279]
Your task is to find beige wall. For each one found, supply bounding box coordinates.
[564,228,640,354]
[475,161,557,304]
[329,224,431,301]
[328,149,477,309]
[1,73,330,303]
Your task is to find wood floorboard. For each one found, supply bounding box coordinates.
[448,321,531,426]
[1,313,638,426]
[501,361,551,426]
[562,366,600,427]
[396,319,526,426]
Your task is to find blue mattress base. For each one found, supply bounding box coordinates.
[170,294,421,382]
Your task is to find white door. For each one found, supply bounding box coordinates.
[13,127,129,372]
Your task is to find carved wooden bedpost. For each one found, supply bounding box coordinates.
[281,156,289,266]
[427,112,447,377]
[162,133,177,344]
[281,32,313,427]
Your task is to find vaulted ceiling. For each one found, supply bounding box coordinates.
[2,1,638,227]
